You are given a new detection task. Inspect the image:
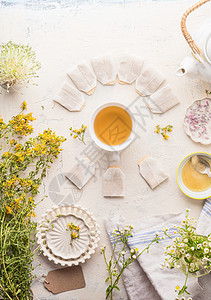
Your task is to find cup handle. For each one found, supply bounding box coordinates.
[109,151,120,166]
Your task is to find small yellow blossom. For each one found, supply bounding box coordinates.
[162,134,169,140]
[155,124,173,140]
[6,206,12,214]
[70,124,87,145]
[71,232,77,239]
[21,101,27,111]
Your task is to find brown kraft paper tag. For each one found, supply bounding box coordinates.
[44,266,86,294]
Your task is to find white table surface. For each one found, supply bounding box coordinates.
[0,1,211,299]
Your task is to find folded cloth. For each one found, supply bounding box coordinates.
[147,85,180,114]
[106,214,202,300]
[67,61,96,95]
[65,157,95,189]
[136,64,165,96]
[91,53,117,85]
[105,215,162,300]
[192,198,211,300]
[196,198,211,236]
[118,54,144,84]
[127,214,202,300]
[138,156,168,189]
[54,80,85,112]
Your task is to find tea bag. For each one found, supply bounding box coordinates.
[66,157,95,189]
[138,156,168,189]
[103,166,125,197]
[147,85,180,114]
[118,54,144,84]
[136,64,165,96]
[67,62,96,95]
[54,80,85,112]
[91,54,117,85]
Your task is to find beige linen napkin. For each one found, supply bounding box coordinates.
[54,80,85,112]
[147,85,180,114]
[91,53,117,85]
[118,54,144,84]
[106,213,202,300]
[138,157,168,189]
[105,215,161,300]
[136,64,165,96]
[67,62,96,95]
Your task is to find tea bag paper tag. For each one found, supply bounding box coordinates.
[44,266,86,294]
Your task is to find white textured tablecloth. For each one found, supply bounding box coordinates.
[0,1,211,299]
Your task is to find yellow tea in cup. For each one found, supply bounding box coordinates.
[182,160,211,192]
[94,106,132,146]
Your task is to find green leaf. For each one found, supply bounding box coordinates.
[106,286,111,294]
[113,286,120,291]
[105,277,110,283]
[184,257,190,264]
[189,269,199,274]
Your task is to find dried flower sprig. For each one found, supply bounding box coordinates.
[0,41,41,92]
[67,222,80,245]
[162,209,211,299]
[70,124,87,145]
[102,225,160,299]
[0,102,66,300]
[154,124,173,140]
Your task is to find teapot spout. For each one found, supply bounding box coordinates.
[176,56,198,77]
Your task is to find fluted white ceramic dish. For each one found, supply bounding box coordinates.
[36,205,100,266]
[176,152,211,200]
[184,98,211,145]
[46,213,90,259]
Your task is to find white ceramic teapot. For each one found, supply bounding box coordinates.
[176,0,211,83]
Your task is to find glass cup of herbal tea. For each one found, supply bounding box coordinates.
[89,102,136,158]
[176,152,211,200]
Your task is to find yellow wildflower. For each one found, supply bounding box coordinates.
[71,232,77,239]
[154,125,160,134]
[21,101,27,111]
[15,197,21,204]
[6,206,12,214]
[162,134,169,140]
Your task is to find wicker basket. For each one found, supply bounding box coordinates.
[181,0,210,58]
